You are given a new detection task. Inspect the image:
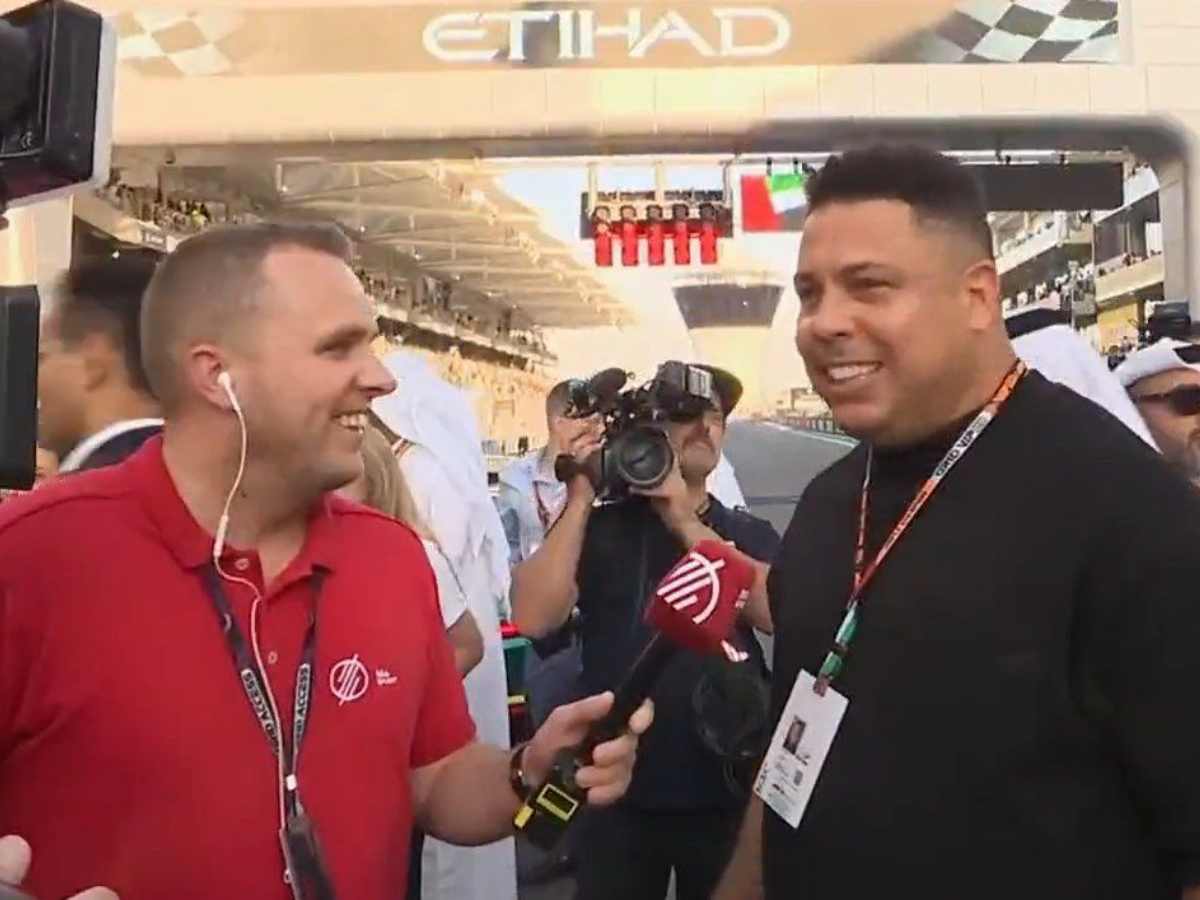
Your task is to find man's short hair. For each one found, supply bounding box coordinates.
[806,145,994,261]
[140,221,353,412]
[546,379,574,420]
[57,252,159,394]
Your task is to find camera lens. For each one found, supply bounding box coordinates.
[613,426,674,489]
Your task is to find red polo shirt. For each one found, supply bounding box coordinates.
[0,437,475,899]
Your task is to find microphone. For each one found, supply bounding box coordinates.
[514,540,754,849]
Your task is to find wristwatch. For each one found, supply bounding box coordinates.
[509,741,533,798]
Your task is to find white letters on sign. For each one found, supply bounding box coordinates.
[422,7,793,64]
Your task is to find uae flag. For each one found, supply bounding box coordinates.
[740,172,808,232]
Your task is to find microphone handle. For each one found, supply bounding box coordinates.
[512,635,679,851]
[553,453,578,484]
[580,634,675,757]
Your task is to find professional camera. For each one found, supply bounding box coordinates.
[554,361,721,501]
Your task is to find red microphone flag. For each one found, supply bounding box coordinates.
[647,539,754,655]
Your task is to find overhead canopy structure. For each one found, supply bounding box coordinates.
[72,153,634,333]
[272,159,630,329]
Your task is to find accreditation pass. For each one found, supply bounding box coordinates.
[753,670,848,828]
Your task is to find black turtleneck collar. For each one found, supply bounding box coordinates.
[871,407,981,482]
[870,368,1032,482]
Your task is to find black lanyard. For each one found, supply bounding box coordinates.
[201,564,323,818]
[201,564,336,900]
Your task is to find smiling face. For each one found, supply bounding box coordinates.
[793,199,1000,447]
[228,246,396,495]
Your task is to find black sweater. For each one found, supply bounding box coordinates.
[765,371,1200,899]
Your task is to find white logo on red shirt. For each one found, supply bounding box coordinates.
[330,655,369,705]
[375,668,398,686]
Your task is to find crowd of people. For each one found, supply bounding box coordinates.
[98,179,551,366]
[3,145,1200,900]
[1001,261,1096,315]
[98,181,259,235]
[365,338,552,457]
[1097,247,1164,276]
[91,182,555,455]
[356,267,549,358]
[994,209,1092,260]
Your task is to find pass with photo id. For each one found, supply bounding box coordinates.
[753,670,847,829]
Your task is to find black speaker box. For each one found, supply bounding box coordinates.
[0,286,39,490]
[1,0,114,216]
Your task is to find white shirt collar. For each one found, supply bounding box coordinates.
[533,446,560,484]
[59,418,164,473]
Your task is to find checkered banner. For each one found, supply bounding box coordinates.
[877,0,1119,63]
[116,9,249,77]
[114,0,1120,78]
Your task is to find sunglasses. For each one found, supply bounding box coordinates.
[1133,384,1200,416]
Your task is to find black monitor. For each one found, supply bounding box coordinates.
[1,0,115,220]
[0,286,39,490]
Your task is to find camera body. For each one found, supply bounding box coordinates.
[554,361,717,501]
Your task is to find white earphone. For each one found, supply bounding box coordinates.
[211,370,292,860]
[217,369,235,399]
[213,370,246,563]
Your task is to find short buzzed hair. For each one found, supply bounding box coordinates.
[57,252,158,394]
[807,145,994,261]
[140,221,352,411]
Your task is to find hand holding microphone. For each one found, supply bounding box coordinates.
[520,693,654,809]
[513,540,755,849]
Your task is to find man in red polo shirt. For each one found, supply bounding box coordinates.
[0,222,651,900]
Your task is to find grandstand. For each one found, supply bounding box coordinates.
[993,160,1168,366]
[72,174,579,457]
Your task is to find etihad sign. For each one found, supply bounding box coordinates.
[423,7,792,64]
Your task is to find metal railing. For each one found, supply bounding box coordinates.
[774,412,852,438]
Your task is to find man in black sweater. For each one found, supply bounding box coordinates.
[716,145,1200,900]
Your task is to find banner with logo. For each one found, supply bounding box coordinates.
[115,1,1120,78]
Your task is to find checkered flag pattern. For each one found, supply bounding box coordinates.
[115,0,1120,75]
[116,10,250,77]
[877,0,1119,63]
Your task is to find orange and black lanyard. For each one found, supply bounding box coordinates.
[814,361,1027,694]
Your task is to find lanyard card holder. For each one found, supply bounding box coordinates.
[280,809,336,900]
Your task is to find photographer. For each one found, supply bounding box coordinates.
[510,364,777,900]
